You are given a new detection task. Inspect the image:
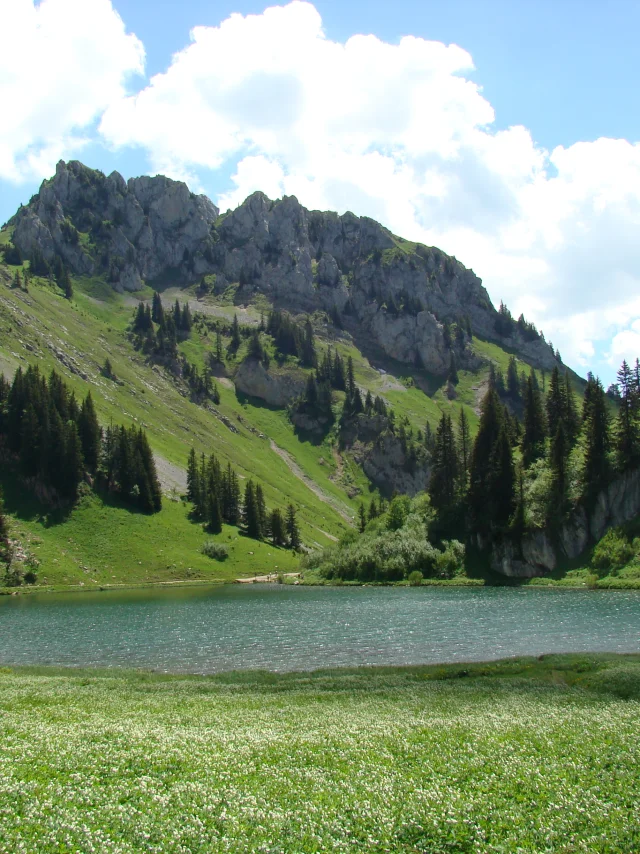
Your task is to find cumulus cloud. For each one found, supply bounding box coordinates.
[0,0,143,181]
[4,0,640,378]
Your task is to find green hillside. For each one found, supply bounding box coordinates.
[0,232,552,591]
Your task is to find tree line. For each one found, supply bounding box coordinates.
[427,359,640,545]
[0,366,161,512]
[186,448,300,548]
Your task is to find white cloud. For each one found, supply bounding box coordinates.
[4,0,640,380]
[0,0,143,181]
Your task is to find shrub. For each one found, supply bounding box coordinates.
[408,570,423,586]
[201,541,228,561]
[434,540,465,579]
[592,529,635,572]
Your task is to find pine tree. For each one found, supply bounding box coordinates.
[78,392,101,474]
[429,413,459,515]
[358,503,366,533]
[285,503,300,550]
[457,408,471,487]
[549,421,568,518]
[242,480,261,539]
[614,359,640,470]
[255,483,267,536]
[207,493,223,534]
[230,314,241,350]
[269,508,286,546]
[582,376,611,504]
[151,291,164,325]
[522,374,547,467]
[489,425,516,528]
[215,330,224,364]
[368,498,378,521]
[563,372,580,446]
[468,386,504,531]
[0,487,10,564]
[186,448,200,506]
[546,366,566,440]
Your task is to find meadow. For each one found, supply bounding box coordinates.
[1,654,639,852]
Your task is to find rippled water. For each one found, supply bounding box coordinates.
[1,584,639,673]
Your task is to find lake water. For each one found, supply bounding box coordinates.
[1,584,639,674]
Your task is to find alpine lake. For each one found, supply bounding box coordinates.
[1,583,639,673]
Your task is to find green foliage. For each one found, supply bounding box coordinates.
[592,529,636,572]
[407,570,423,585]
[201,540,228,560]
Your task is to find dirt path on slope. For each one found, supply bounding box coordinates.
[154,454,187,495]
[269,440,353,524]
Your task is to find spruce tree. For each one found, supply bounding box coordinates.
[358,503,366,533]
[489,425,516,528]
[563,372,580,446]
[429,413,459,515]
[549,421,568,518]
[0,488,10,564]
[78,392,101,474]
[457,408,471,487]
[522,373,547,467]
[468,386,503,531]
[243,480,261,539]
[255,483,267,536]
[230,314,241,350]
[186,448,200,506]
[582,376,611,504]
[151,291,164,325]
[614,359,640,471]
[207,493,223,534]
[546,366,566,441]
[269,508,286,546]
[285,504,300,550]
[368,498,378,521]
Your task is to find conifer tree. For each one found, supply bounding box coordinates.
[286,503,300,550]
[522,373,547,466]
[269,508,286,546]
[614,359,640,470]
[368,498,378,521]
[230,314,241,350]
[549,421,568,518]
[563,371,580,446]
[358,503,366,533]
[546,367,566,441]
[151,291,164,325]
[255,483,267,536]
[207,493,223,534]
[215,330,224,364]
[186,448,200,506]
[582,376,611,504]
[489,425,516,528]
[457,408,471,486]
[468,386,504,531]
[243,480,261,539]
[78,392,101,474]
[429,413,459,515]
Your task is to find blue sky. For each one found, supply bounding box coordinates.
[3,0,640,384]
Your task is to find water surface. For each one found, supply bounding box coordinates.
[1,584,639,673]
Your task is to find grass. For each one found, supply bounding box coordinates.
[1,654,639,851]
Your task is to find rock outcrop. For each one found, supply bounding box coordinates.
[11,160,559,375]
[234,358,306,407]
[490,468,640,577]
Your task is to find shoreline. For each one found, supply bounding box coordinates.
[2,573,640,597]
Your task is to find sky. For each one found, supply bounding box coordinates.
[2,0,640,385]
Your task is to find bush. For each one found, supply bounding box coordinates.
[201,541,228,561]
[407,570,423,586]
[434,540,465,579]
[592,529,635,572]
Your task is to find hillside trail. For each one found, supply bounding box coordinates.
[269,440,353,524]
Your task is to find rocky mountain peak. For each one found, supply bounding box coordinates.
[9,160,560,375]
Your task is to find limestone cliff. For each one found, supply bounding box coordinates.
[490,469,640,578]
[11,160,559,377]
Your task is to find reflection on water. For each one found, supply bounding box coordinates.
[1,584,639,673]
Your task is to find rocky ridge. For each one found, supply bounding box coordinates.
[10,160,559,379]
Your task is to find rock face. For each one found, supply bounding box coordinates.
[12,160,219,292]
[12,160,559,373]
[490,468,640,577]
[234,358,306,407]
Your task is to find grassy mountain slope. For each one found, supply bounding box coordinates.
[0,225,575,590]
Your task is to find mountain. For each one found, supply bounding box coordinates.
[1,160,603,590]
